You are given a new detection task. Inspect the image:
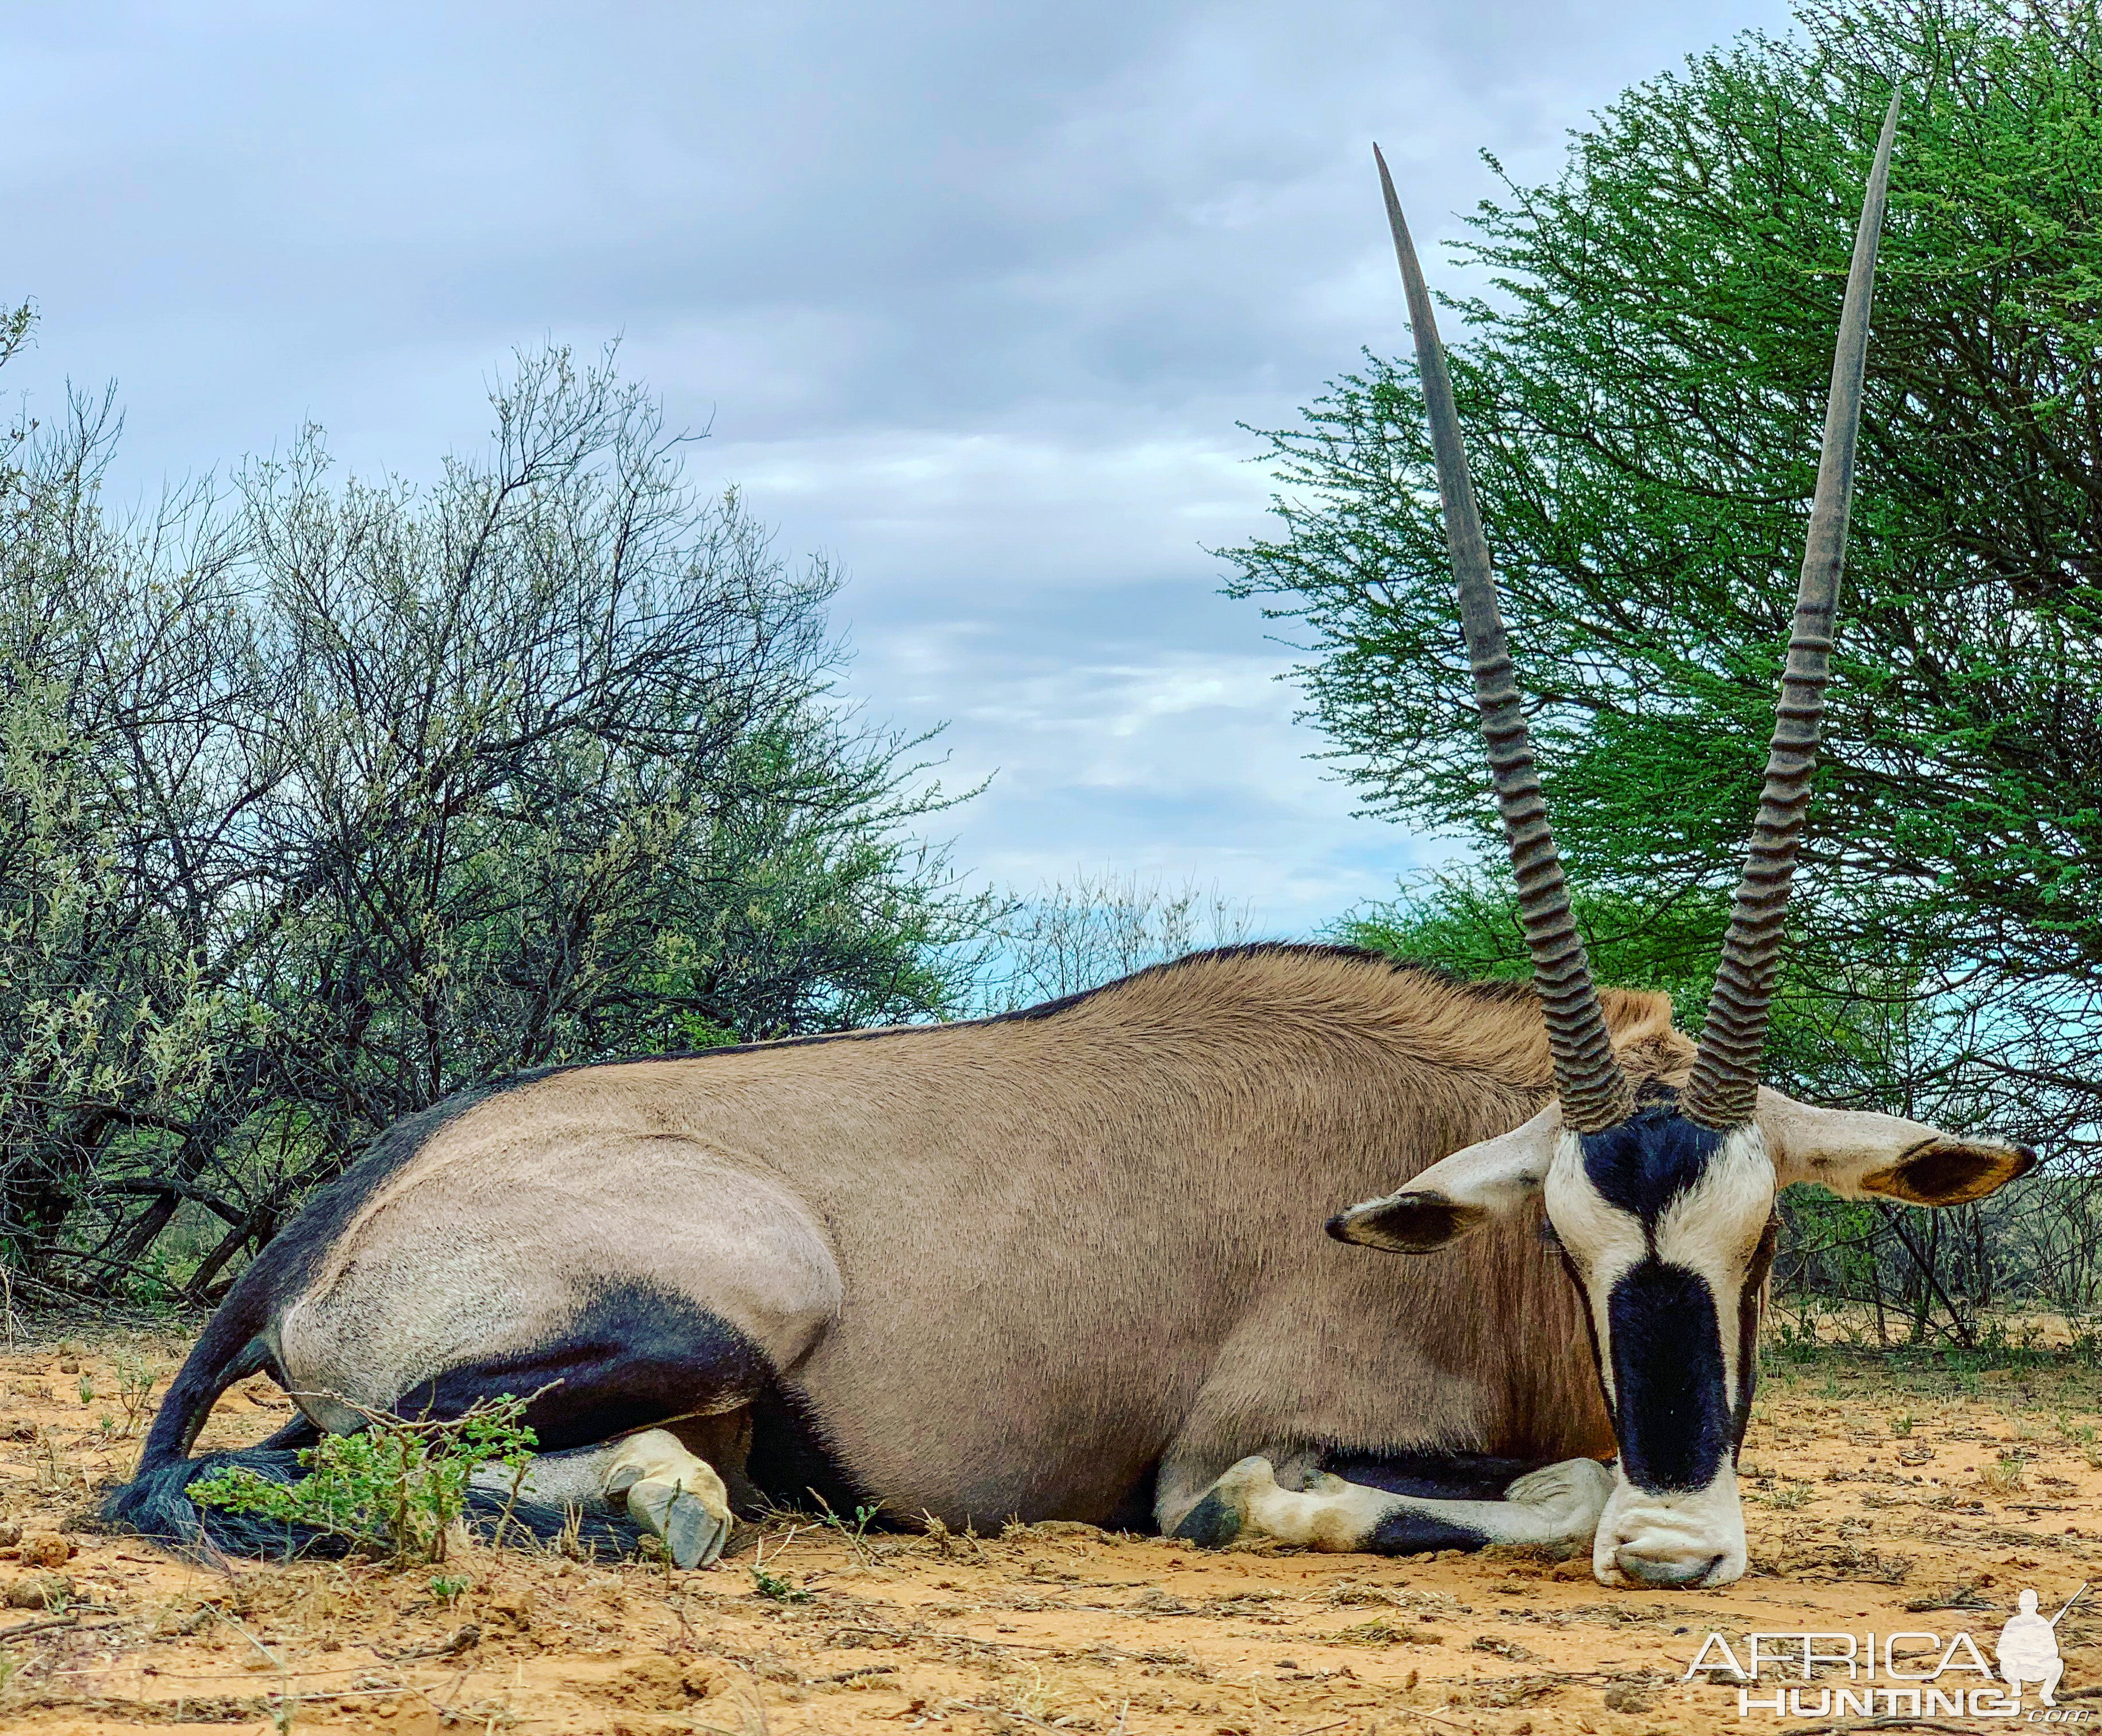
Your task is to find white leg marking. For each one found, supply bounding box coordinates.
[1191,1455,1613,1553]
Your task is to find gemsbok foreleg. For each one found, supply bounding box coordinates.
[1166,1450,1612,1555]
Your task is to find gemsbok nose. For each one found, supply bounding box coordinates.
[1613,1545,1724,1588]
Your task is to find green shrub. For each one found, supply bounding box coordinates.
[191,1394,536,1565]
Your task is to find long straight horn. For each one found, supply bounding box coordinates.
[1681,93,1902,1130]
[1374,145,1630,1134]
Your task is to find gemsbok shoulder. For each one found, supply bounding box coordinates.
[107,95,2033,1588]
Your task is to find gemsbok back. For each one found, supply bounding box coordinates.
[107,97,2033,1587]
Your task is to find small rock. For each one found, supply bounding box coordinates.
[57,1357,80,1375]
[1603,1684,1655,1713]
[19,1533,74,1569]
[0,1522,22,1548]
[481,1587,533,1632]
[683,1659,738,1700]
[5,1573,72,1610]
[616,1653,687,1710]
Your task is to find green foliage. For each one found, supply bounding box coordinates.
[1339,872,1720,1003]
[1338,867,1938,1109]
[810,1493,884,1568]
[0,333,986,1301]
[751,1564,812,1603]
[190,1395,537,1565]
[113,1354,157,1437]
[1225,0,2102,1157]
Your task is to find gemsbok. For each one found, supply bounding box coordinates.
[108,95,2033,1587]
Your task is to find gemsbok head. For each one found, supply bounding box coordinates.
[1331,97,2037,1588]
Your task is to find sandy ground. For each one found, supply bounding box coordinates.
[2,1330,2100,1734]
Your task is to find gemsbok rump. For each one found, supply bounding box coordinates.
[108,96,2033,1587]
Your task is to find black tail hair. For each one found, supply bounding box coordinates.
[101,1256,284,1554]
[103,1443,330,1560]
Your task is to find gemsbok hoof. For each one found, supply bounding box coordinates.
[602,1429,735,1569]
[1173,1454,1278,1549]
[1503,1456,1615,1536]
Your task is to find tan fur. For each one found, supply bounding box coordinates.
[275,948,1689,1529]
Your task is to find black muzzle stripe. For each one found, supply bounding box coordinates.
[1608,1259,1731,1493]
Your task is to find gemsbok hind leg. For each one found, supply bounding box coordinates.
[1167,1450,1613,1555]
[274,1144,842,1570]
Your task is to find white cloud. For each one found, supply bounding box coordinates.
[1,0,1796,942]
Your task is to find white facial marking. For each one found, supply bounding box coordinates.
[1545,1119,1777,1589]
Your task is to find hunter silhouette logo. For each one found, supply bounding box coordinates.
[1684,1583,2091,1720]
[1996,1584,2082,1708]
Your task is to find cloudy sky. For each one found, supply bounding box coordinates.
[5,0,1793,938]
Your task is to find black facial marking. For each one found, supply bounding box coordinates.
[394,1281,770,1453]
[1580,1098,1726,1226]
[1365,1507,1494,1556]
[1608,1260,1732,1492]
[1557,1242,1616,1429]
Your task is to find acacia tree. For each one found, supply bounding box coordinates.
[974,871,1255,1012]
[0,340,979,1302]
[1227,0,2102,1168]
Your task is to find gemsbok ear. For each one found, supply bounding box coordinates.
[1328,1103,1563,1252]
[1757,1088,2038,1208]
